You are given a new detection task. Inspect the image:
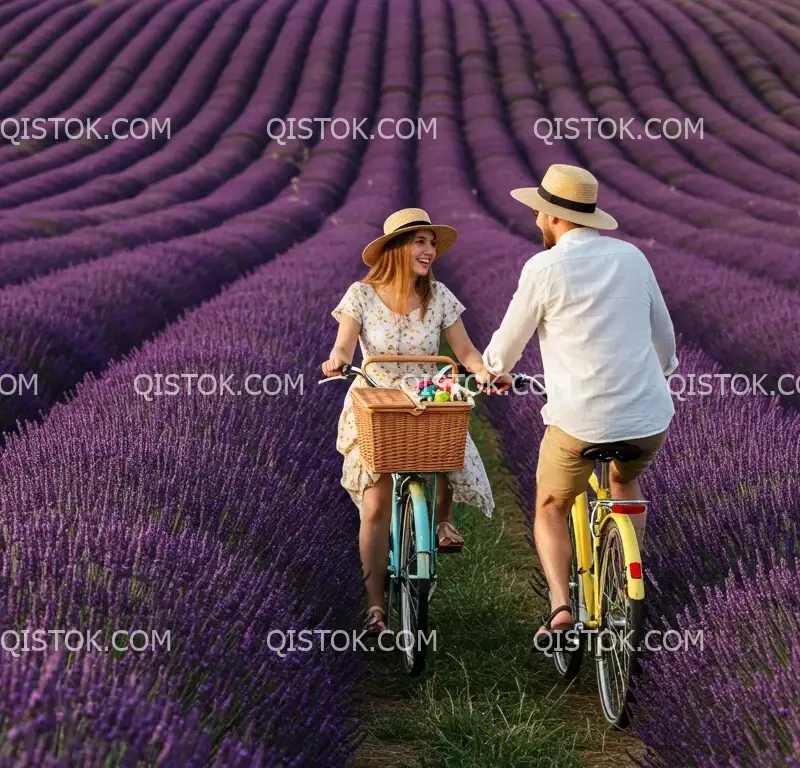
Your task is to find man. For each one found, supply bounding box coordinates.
[477,164,678,640]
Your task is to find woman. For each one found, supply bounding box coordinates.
[321,208,510,635]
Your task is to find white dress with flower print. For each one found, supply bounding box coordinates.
[331,280,495,518]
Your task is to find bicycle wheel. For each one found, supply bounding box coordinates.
[595,518,645,728]
[553,512,585,679]
[398,491,430,676]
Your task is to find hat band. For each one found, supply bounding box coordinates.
[391,219,432,232]
[538,185,596,214]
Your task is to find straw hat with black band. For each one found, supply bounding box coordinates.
[362,208,458,266]
[510,164,618,230]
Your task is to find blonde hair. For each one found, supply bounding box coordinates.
[362,230,433,320]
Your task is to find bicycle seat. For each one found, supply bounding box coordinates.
[580,442,643,463]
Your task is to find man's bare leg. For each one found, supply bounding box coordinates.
[610,465,647,550]
[534,486,576,629]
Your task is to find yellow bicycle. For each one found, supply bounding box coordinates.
[551,442,647,728]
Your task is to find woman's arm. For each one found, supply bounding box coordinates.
[321,314,361,376]
[443,319,484,373]
[444,319,513,392]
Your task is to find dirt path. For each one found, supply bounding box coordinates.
[349,407,644,767]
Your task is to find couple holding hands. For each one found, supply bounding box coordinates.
[321,164,678,641]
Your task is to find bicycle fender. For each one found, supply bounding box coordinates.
[408,481,431,580]
[605,513,645,601]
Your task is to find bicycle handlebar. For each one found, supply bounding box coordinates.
[317,364,546,396]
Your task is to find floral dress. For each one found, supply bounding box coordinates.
[331,280,495,518]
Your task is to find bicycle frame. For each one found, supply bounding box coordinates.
[319,354,491,636]
[571,467,646,630]
[384,472,437,630]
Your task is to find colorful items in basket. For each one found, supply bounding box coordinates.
[408,375,471,403]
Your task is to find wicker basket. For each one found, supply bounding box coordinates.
[351,355,473,473]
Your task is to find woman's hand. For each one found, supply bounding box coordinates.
[443,320,512,394]
[321,349,351,377]
[475,368,514,394]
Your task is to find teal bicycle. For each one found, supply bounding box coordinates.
[320,354,476,675]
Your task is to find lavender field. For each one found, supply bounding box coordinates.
[0,0,798,765]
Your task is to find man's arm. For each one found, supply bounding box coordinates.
[648,269,679,376]
[482,260,545,376]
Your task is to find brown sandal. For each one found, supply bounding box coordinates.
[534,605,573,641]
[364,605,386,636]
[436,521,465,553]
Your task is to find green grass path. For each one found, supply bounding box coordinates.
[351,405,643,767]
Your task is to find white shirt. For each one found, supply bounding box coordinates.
[482,227,678,443]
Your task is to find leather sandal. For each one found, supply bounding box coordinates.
[436,521,465,553]
[364,605,386,637]
[534,604,573,645]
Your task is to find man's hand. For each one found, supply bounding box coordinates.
[475,369,514,394]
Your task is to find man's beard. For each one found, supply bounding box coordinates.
[541,224,556,249]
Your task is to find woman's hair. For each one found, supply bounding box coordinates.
[363,229,434,320]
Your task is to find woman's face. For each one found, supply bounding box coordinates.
[409,229,436,276]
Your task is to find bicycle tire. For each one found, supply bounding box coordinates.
[595,518,645,728]
[398,491,430,676]
[553,512,586,679]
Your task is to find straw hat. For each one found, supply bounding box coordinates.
[362,208,458,266]
[510,164,617,229]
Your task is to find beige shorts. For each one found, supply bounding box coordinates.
[536,425,668,500]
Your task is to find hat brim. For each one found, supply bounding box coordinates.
[362,224,458,266]
[510,187,618,230]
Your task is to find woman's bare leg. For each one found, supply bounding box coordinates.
[359,474,393,611]
[435,475,454,525]
[434,476,464,545]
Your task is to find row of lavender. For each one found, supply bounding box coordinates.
[414,2,800,765]
[0,3,414,766]
[441,247,800,767]
[0,216,369,767]
[435,0,800,412]
[501,0,800,252]
[518,0,800,216]
[0,0,418,761]
[0,0,332,284]
[0,0,798,281]
[0,0,384,436]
